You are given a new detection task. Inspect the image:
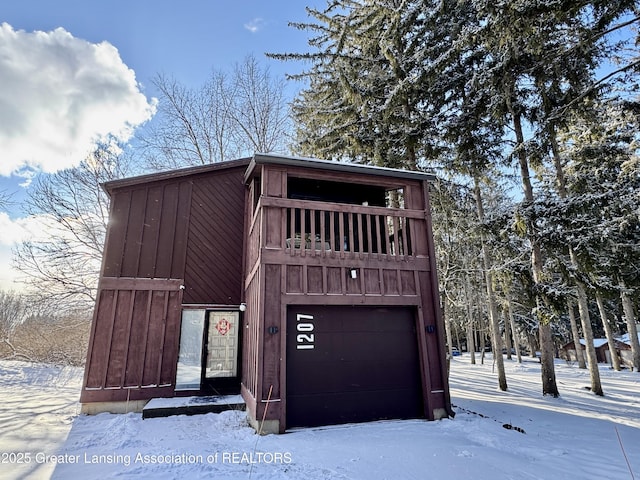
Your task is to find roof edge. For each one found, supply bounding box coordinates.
[103,153,437,196]
[245,153,436,183]
[103,157,252,195]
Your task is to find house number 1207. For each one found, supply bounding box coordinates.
[296,313,315,350]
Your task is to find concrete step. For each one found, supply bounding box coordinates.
[142,394,245,419]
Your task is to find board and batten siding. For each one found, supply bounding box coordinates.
[80,277,183,402]
[241,162,452,432]
[102,180,192,280]
[82,163,248,403]
[100,166,246,304]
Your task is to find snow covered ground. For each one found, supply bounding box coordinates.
[1,355,639,480]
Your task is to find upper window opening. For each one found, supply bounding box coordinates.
[287,177,390,207]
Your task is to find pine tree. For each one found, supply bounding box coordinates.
[557,101,640,372]
[461,0,640,396]
[273,0,452,169]
[274,0,640,395]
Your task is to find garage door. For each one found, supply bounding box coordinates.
[286,305,423,428]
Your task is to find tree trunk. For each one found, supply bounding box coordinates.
[465,274,476,365]
[511,108,558,396]
[595,291,621,371]
[467,319,476,365]
[503,308,513,361]
[575,278,604,395]
[473,176,507,390]
[567,300,586,368]
[444,294,453,358]
[527,332,537,359]
[507,300,522,364]
[443,294,452,378]
[550,127,602,389]
[539,320,558,393]
[619,277,640,372]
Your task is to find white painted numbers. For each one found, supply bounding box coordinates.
[296,313,315,350]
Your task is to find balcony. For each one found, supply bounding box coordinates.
[246,196,430,301]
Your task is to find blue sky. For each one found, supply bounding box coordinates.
[0,0,323,289]
[2,1,318,89]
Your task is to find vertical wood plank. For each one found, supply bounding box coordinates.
[366,214,373,257]
[105,290,133,388]
[160,290,182,386]
[329,211,336,253]
[280,205,287,251]
[121,189,148,277]
[154,183,179,279]
[348,213,355,256]
[119,288,138,387]
[135,290,153,387]
[392,216,401,259]
[320,210,326,258]
[300,207,306,258]
[138,186,164,277]
[374,214,383,258]
[288,208,294,256]
[171,181,193,279]
[261,265,281,389]
[357,213,364,258]
[383,215,392,258]
[338,212,345,257]
[101,289,120,387]
[154,291,170,386]
[102,190,131,277]
[85,289,115,388]
[310,209,317,254]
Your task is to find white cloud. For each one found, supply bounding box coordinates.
[244,18,265,33]
[0,245,20,291]
[0,211,84,247]
[0,211,82,290]
[0,23,157,177]
[0,212,32,246]
[0,212,44,290]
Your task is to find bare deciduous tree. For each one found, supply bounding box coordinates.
[0,189,12,209]
[0,290,26,359]
[0,291,91,366]
[140,54,291,170]
[229,56,291,154]
[11,311,91,366]
[13,145,131,311]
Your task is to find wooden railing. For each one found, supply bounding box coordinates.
[257,197,426,261]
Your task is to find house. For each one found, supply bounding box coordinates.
[80,153,453,433]
[562,338,624,365]
[618,331,640,369]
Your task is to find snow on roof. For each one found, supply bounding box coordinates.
[578,338,609,348]
[618,331,640,345]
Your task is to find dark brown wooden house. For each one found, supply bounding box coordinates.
[562,338,626,365]
[81,153,453,433]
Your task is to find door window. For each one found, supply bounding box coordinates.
[175,309,206,390]
[175,309,240,390]
[205,312,239,378]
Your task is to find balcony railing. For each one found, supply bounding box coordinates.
[257,197,426,261]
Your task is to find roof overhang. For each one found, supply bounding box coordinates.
[102,157,252,196]
[244,153,436,184]
[102,153,436,196]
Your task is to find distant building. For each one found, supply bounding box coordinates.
[618,331,640,369]
[562,338,627,365]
